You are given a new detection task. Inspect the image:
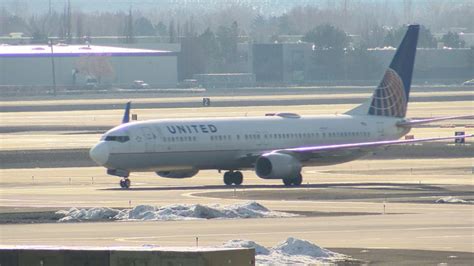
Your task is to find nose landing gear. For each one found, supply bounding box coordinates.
[106,169,131,189]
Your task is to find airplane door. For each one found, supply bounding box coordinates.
[140,127,156,152]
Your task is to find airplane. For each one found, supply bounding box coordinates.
[89,24,472,189]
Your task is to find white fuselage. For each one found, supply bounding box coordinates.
[92,114,407,173]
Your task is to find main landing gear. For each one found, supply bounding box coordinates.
[223,171,243,186]
[282,173,303,186]
[119,178,131,189]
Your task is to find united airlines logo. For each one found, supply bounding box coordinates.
[368,68,407,118]
[167,124,217,134]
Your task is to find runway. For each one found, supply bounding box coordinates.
[0,89,473,264]
[1,158,472,252]
[1,92,471,112]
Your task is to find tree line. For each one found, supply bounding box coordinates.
[0,2,471,81]
[1,1,472,46]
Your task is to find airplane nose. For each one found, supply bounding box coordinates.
[89,142,109,165]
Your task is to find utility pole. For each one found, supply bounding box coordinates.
[49,39,57,96]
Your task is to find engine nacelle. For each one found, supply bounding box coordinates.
[255,153,301,179]
[156,169,199,179]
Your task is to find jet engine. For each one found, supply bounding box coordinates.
[255,153,301,179]
[156,169,199,178]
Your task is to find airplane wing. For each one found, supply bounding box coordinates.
[397,115,473,127]
[275,134,472,154]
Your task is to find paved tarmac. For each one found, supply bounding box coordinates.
[1,159,472,254]
[0,89,472,264]
[1,93,471,112]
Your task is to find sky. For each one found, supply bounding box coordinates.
[3,0,365,15]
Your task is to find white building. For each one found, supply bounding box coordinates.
[0,44,178,88]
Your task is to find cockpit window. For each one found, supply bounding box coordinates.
[104,136,130,143]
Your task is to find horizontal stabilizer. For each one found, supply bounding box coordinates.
[397,115,473,127]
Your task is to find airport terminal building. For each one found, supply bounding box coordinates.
[0,44,178,89]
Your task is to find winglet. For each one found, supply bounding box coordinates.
[122,101,131,124]
[397,115,473,127]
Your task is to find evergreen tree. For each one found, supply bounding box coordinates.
[303,24,350,50]
[155,21,167,36]
[198,27,219,71]
[134,16,155,36]
[384,25,436,48]
[441,31,465,48]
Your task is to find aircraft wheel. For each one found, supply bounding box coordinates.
[124,178,131,188]
[233,171,243,185]
[223,172,233,186]
[282,178,292,186]
[293,173,303,186]
[120,178,131,189]
[282,173,302,186]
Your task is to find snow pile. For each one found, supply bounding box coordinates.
[436,196,474,204]
[222,239,270,255]
[56,202,298,222]
[221,237,351,265]
[57,207,121,222]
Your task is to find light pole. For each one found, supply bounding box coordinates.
[49,39,57,96]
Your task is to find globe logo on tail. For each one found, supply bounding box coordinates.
[368,68,407,118]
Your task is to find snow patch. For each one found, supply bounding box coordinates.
[57,207,122,222]
[56,202,298,222]
[436,196,474,204]
[274,237,337,257]
[220,237,352,265]
[222,240,270,255]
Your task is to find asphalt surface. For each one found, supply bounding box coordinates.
[198,183,474,204]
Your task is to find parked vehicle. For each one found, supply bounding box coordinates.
[131,80,150,89]
[84,77,99,89]
[462,79,474,86]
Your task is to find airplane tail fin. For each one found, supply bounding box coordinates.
[346,24,419,118]
[121,101,131,124]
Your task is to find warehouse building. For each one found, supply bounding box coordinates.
[0,44,178,89]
